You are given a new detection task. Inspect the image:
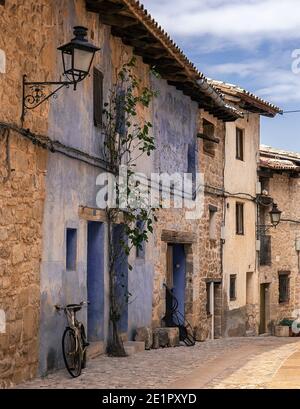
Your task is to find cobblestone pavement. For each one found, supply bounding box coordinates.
[16,337,300,389]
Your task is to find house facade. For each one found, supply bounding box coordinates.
[209,81,281,337]
[0,0,240,386]
[1,0,286,388]
[258,146,300,333]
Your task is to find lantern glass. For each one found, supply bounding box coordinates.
[62,51,73,75]
[73,48,94,74]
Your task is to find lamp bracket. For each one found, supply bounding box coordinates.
[21,74,79,122]
[257,224,276,236]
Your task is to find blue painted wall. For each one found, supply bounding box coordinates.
[150,75,198,174]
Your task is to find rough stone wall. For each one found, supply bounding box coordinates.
[0,129,47,387]
[260,173,300,329]
[150,106,226,341]
[196,110,225,339]
[0,0,50,386]
[150,75,201,330]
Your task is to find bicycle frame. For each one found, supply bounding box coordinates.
[56,303,88,365]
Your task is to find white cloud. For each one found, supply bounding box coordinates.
[206,58,300,104]
[142,0,300,43]
[141,0,300,106]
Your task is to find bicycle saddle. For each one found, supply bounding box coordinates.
[66,304,82,312]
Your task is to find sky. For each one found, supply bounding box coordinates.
[142,0,300,152]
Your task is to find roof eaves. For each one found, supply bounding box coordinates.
[86,0,240,121]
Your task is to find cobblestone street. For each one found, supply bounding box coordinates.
[16,337,300,389]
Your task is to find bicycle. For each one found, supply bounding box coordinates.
[55,301,90,378]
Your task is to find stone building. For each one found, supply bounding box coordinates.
[258,145,300,333]
[0,0,51,387]
[0,0,239,385]
[209,81,281,337]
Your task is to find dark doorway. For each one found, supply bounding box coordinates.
[87,222,104,342]
[166,244,186,319]
[173,244,186,318]
[259,283,270,334]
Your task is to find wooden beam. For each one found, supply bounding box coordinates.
[100,14,138,28]
[161,230,196,244]
[86,0,126,13]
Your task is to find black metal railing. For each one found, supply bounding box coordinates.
[163,284,196,347]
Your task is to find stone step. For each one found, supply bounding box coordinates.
[124,341,145,355]
[87,341,105,360]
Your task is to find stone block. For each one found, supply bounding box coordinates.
[153,327,180,348]
[134,327,153,350]
[275,325,290,337]
[124,341,145,355]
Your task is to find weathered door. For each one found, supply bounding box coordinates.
[87,222,104,342]
[259,284,267,334]
[172,244,186,319]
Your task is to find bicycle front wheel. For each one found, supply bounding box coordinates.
[62,328,82,378]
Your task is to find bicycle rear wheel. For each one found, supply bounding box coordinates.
[62,328,82,378]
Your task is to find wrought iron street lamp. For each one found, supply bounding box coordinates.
[21,26,100,121]
[269,203,282,227]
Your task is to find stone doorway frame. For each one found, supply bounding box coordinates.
[161,230,195,326]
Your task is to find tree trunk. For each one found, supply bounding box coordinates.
[107,214,127,357]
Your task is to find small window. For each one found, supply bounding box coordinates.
[66,228,77,271]
[279,272,290,303]
[236,128,244,161]
[203,119,216,156]
[93,68,103,128]
[230,275,237,301]
[209,205,217,240]
[236,202,244,235]
[136,220,145,259]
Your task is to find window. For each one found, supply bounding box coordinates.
[236,128,244,161]
[66,228,77,271]
[236,202,244,235]
[279,272,290,303]
[209,205,217,240]
[203,119,216,156]
[230,275,237,301]
[260,235,272,266]
[136,220,145,259]
[93,68,103,128]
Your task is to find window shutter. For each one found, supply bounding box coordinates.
[116,89,126,136]
[260,235,271,265]
[93,68,103,128]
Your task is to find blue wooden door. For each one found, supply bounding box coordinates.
[87,222,104,341]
